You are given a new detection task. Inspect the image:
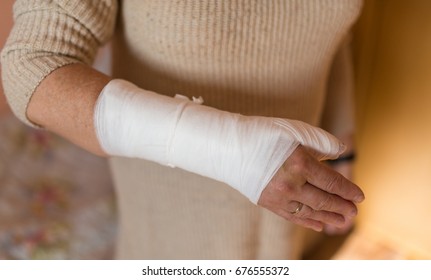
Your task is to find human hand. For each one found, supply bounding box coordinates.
[258,145,364,232]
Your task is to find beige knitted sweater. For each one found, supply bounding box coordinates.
[1,0,361,259]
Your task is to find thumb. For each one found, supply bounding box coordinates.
[274,119,345,160]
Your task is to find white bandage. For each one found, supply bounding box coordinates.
[94,79,344,203]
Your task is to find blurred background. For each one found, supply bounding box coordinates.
[1,0,431,259]
[336,0,431,259]
[0,0,117,259]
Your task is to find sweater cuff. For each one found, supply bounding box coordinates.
[1,53,80,127]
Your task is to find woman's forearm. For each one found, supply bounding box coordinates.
[27,63,110,156]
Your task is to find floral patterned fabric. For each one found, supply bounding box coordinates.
[0,115,117,259]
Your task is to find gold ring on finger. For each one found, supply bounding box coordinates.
[290,202,304,215]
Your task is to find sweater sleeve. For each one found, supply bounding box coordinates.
[0,0,118,126]
[320,35,356,140]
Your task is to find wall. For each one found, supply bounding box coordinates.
[351,0,431,258]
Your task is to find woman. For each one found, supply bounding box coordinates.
[1,0,364,259]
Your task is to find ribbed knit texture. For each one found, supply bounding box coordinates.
[1,0,362,259]
[1,0,117,126]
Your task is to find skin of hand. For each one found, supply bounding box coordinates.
[258,145,364,232]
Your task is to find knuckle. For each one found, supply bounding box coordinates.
[325,174,343,193]
[315,195,333,211]
[292,154,308,173]
[297,209,311,219]
[287,149,309,174]
[272,176,301,195]
[281,182,298,194]
[273,185,297,202]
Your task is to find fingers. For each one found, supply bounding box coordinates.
[292,146,363,222]
[295,183,358,217]
[258,144,365,233]
[273,204,324,232]
[278,120,364,201]
[288,202,345,226]
[304,155,365,203]
[280,203,346,232]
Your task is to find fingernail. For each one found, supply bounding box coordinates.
[354,194,365,203]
